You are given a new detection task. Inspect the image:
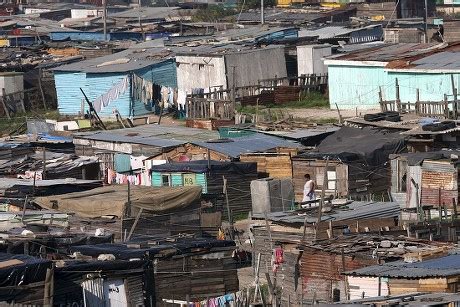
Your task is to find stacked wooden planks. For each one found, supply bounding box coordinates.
[240,154,293,178]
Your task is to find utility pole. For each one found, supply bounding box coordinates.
[103,0,107,41]
[424,0,428,43]
[138,0,145,41]
[260,0,264,24]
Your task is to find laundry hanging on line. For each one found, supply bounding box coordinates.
[92,76,129,112]
[133,74,156,105]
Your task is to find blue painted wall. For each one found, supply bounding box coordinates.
[55,60,177,117]
[328,64,460,109]
[386,72,460,103]
[328,65,387,109]
[151,171,208,193]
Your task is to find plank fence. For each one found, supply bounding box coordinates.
[379,79,458,119]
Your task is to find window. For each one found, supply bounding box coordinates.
[161,174,171,187]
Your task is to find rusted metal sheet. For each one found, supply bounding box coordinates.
[300,249,377,302]
[420,161,458,208]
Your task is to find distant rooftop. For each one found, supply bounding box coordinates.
[327,42,447,63]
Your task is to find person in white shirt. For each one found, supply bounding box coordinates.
[302,174,316,202]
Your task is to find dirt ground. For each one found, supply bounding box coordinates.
[285,107,380,121]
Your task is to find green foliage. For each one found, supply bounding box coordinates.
[285,91,329,108]
[192,5,236,22]
[238,0,275,10]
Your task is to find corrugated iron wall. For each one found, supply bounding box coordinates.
[300,249,378,303]
[421,161,458,208]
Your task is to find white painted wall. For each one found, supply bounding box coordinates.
[0,73,24,96]
[297,44,331,76]
[71,9,103,19]
[347,276,389,300]
[24,8,51,14]
[176,55,227,94]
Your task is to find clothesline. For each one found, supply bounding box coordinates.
[163,290,244,307]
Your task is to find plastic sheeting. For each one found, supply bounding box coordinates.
[34,185,202,218]
[0,253,52,302]
[151,160,257,174]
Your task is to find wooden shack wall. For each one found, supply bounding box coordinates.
[388,277,457,294]
[151,144,230,162]
[154,249,239,305]
[300,249,378,303]
[240,153,293,178]
[251,225,304,305]
[292,159,347,201]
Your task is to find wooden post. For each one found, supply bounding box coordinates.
[21,195,28,224]
[335,103,343,124]
[223,176,233,239]
[80,88,106,130]
[395,78,400,112]
[451,74,458,119]
[38,68,47,111]
[315,157,329,239]
[453,198,457,220]
[126,208,143,241]
[378,86,384,111]
[43,267,54,307]
[416,88,420,115]
[42,147,46,180]
[1,89,11,119]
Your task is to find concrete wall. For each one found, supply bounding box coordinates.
[176,55,227,94]
[297,45,331,76]
[0,73,24,95]
[71,9,102,19]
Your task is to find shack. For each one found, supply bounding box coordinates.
[53,47,177,117]
[176,45,287,95]
[345,252,460,298]
[33,185,207,240]
[389,151,459,218]
[325,43,460,110]
[292,126,407,201]
[69,237,239,306]
[0,253,53,305]
[250,201,403,305]
[150,160,258,216]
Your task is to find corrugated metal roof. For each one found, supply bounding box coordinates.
[346,253,460,278]
[75,124,301,157]
[74,124,219,148]
[53,48,173,73]
[54,43,281,73]
[331,43,446,62]
[192,133,302,158]
[252,201,400,224]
